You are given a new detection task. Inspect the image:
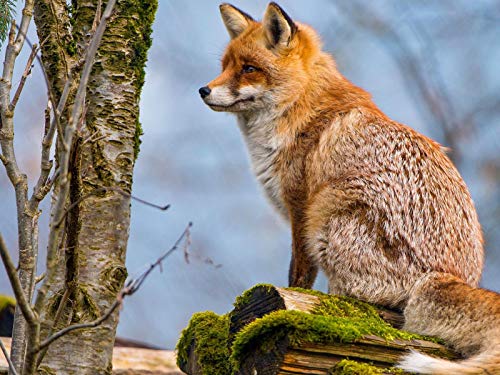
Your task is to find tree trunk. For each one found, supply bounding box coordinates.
[32,1,158,373]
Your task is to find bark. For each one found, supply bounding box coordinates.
[31,0,158,373]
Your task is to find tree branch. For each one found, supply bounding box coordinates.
[0,234,37,325]
[9,42,38,110]
[0,2,37,373]
[0,339,18,375]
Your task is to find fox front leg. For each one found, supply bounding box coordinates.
[288,216,318,288]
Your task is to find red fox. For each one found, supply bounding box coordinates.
[199,3,500,374]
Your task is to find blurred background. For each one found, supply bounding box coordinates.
[0,0,499,349]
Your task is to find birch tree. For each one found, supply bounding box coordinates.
[0,0,158,373]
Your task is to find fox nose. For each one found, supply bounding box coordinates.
[199,86,211,99]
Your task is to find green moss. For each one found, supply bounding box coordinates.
[176,311,232,375]
[134,119,143,160]
[286,286,328,298]
[233,283,275,310]
[38,366,57,375]
[73,285,99,322]
[330,360,385,374]
[100,265,128,294]
[122,0,157,93]
[119,0,158,160]
[0,295,15,311]
[330,360,406,374]
[287,287,442,344]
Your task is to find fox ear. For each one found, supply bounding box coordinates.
[263,2,297,49]
[220,3,254,39]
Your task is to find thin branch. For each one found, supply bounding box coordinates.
[0,234,37,325]
[9,43,38,110]
[127,222,193,294]
[33,222,193,353]
[0,339,18,375]
[28,77,72,212]
[54,187,170,228]
[34,272,46,285]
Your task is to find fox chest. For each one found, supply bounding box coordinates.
[238,118,289,220]
[249,141,290,220]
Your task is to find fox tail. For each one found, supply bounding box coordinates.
[399,348,500,374]
[398,272,500,374]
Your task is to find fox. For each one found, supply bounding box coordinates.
[198,2,500,374]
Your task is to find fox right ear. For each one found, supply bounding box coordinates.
[263,2,297,50]
[220,3,254,39]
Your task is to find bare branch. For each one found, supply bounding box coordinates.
[0,339,18,375]
[0,234,37,325]
[55,187,170,228]
[28,77,72,212]
[34,272,46,284]
[127,222,193,294]
[0,3,37,372]
[9,43,38,110]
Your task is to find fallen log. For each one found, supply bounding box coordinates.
[229,285,404,337]
[178,284,459,375]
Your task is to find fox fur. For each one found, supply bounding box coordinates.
[199,3,500,374]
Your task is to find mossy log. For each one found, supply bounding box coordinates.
[177,284,459,375]
[229,285,404,338]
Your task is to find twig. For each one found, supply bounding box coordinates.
[35,272,46,284]
[128,222,193,293]
[9,43,38,110]
[33,222,193,353]
[91,0,102,34]
[0,339,18,375]
[54,187,170,228]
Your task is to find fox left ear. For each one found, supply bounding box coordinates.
[263,2,297,49]
[220,3,254,39]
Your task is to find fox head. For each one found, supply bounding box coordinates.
[199,2,326,114]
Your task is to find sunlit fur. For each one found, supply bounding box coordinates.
[201,3,500,373]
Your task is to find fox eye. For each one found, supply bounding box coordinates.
[242,64,258,73]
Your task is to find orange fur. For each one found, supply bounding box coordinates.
[200,3,500,374]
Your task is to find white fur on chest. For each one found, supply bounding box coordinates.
[237,113,289,221]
